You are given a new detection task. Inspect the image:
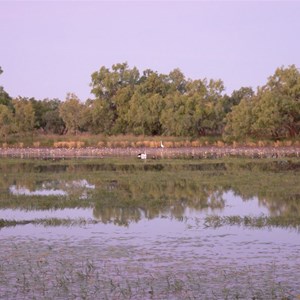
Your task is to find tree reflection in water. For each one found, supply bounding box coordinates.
[0,158,299,226]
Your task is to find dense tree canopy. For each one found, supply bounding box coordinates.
[0,67,13,109]
[225,65,300,140]
[0,64,299,140]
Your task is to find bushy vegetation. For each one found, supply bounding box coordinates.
[1,63,299,142]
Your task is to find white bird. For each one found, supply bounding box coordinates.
[160,141,165,148]
[137,153,147,159]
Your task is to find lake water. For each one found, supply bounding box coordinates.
[0,158,299,299]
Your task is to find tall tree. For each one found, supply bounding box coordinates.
[0,67,13,108]
[0,104,14,140]
[223,98,254,141]
[127,93,165,135]
[13,97,35,135]
[91,62,140,100]
[59,93,84,135]
[90,62,140,133]
[168,68,187,94]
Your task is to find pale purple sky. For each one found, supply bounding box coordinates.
[1,1,300,101]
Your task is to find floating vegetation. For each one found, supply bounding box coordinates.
[0,218,98,228]
[204,215,300,230]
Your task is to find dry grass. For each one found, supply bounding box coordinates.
[214,140,225,147]
[33,141,40,148]
[53,141,85,148]
[232,141,239,148]
[245,141,257,147]
[0,133,299,149]
[283,140,293,147]
[274,140,283,148]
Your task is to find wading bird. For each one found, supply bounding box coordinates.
[138,153,147,159]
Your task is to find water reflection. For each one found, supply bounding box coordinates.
[9,185,67,196]
[0,158,299,299]
[0,159,299,226]
[8,179,95,198]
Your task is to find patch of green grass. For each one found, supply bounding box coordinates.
[0,218,98,228]
[204,215,300,230]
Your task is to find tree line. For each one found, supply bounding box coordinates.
[0,63,299,141]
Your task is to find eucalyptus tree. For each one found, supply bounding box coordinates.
[12,97,35,136]
[126,70,170,135]
[59,93,84,135]
[254,65,300,138]
[136,69,170,97]
[0,67,13,108]
[184,78,226,136]
[223,98,255,141]
[0,104,14,140]
[90,62,140,134]
[168,68,187,94]
[224,65,300,139]
[160,93,192,136]
[91,62,140,100]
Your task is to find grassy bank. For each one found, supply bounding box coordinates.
[1,134,300,149]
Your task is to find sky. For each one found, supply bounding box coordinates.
[1,1,300,101]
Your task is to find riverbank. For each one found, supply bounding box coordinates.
[0,146,299,159]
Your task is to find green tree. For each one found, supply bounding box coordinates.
[59,93,84,135]
[224,66,300,140]
[259,65,300,137]
[223,98,254,141]
[0,104,14,140]
[137,70,170,97]
[160,93,191,136]
[168,68,187,94]
[0,67,13,108]
[88,99,115,134]
[36,99,65,134]
[252,90,300,138]
[185,78,226,136]
[91,62,139,100]
[230,87,254,107]
[13,97,35,135]
[113,86,135,134]
[127,93,165,135]
[90,62,140,134]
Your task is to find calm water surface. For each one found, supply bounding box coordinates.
[0,158,299,299]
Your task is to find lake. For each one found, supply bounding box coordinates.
[0,157,299,299]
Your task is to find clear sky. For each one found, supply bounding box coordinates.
[1,1,300,101]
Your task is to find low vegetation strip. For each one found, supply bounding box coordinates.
[2,215,300,230]
[0,218,98,228]
[0,146,300,159]
[204,215,300,230]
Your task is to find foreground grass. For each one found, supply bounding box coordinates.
[0,238,298,300]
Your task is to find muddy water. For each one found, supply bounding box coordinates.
[0,158,299,299]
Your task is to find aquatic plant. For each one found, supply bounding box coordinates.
[204,215,300,230]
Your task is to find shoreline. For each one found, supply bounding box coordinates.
[0,146,299,159]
